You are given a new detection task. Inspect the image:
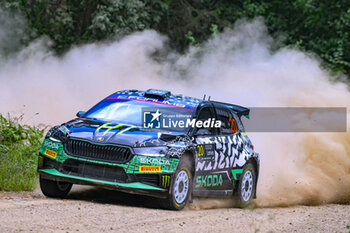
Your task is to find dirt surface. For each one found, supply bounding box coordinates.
[0,186,349,233]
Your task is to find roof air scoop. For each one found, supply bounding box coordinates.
[144,89,171,100]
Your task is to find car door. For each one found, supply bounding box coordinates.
[215,105,253,189]
[192,105,232,195]
[213,106,241,191]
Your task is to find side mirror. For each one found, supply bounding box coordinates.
[76,111,86,118]
[195,128,211,136]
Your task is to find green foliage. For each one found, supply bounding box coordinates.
[185,31,198,46]
[210,24,219,36]
[1,0,350,75]
[0,0,167,53]
[0,114,44,191]
[86,0,167,41]
[163,0,350,74]
[258,0,350,74]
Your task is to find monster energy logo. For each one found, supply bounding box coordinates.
[162,175,171,188]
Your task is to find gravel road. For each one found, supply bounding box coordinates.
[0,186,349,233]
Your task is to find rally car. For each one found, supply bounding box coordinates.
[38,89,259,210]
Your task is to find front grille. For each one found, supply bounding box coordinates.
[64,139,132,163]
[62,159,128,183]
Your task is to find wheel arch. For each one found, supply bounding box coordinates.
[247,157,259,175]
[179,149,196,178]
[247,157,259,198]
[234,157,259,198]
[164,149,195,209]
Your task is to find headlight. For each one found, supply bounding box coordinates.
[49,136,61,143]
[133,147,168,157]
[45,127,58,139]
[45,125,69,142]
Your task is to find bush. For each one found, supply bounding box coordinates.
[0,114,44,191]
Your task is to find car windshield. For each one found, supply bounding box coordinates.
[84,98,194,133]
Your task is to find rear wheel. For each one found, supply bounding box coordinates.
[160,155,193,210]
[40,175,72,198]
[236,163,256,208]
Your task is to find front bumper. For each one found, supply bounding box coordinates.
[38,138,179,198]
[39,168,168,198]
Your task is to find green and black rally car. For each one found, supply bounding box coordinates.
[38,89,260,210]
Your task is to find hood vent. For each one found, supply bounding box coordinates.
[144,89,171,99]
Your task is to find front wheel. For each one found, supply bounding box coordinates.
[236,163,256,208]
[160,156,193,210]
[40,175,72,198]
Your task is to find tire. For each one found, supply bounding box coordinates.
[40,175,72,198]
[160,155,193,210]
[236,162,256,208]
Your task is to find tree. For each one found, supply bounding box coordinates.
[1,0,350,75]
[0,0,167,53]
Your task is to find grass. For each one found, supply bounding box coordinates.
[0,113,44,191]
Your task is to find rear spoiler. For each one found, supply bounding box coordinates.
[212,101,250,119]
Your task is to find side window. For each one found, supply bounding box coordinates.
[231,113,245,132]
[216,107,237,135]
[196,107,217,135]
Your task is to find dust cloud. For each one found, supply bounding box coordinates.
[0,14,349,208]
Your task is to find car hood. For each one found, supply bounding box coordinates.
[61,118,187,148]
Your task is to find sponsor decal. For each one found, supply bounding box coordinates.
[197,144,215,160]
[205,144,215,156]
[44,149,57,159]
[44,141,59,150]
[140,157,171,166]
[58,125,70,134]
[161,175,171,188]
[95,123,136,136]
[196,134,253,171]
[102,124,123,136]
[195,174,223,188]
[107,95,195,111]
[116,126,136,135]
[139,166,161,173]
[95,122,111,134]
[231,169,243,180]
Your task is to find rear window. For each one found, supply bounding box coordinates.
[216,107,245,134]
